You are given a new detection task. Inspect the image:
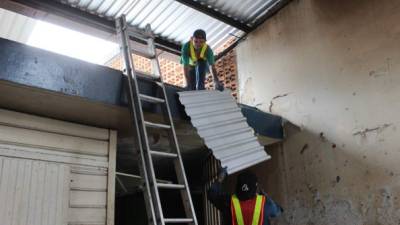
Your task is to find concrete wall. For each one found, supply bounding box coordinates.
[236,0,400,224]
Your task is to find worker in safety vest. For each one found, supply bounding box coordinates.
[180,29,223,91]
[208,170,283,225]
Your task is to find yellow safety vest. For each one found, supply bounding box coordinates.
[231,194,265,225]
[189,40,208,66]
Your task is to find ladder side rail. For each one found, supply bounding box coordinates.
[159,83,199,225]
[120,17,166,225]
[145,25,161,79]
[116,16,158,225]
[150,32,198,224]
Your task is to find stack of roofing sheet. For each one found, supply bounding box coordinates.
[178,90,270,174]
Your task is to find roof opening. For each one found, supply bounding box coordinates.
[0,8,119,65]
[27,20,119,65]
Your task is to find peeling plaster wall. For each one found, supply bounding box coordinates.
[236,0,400,224]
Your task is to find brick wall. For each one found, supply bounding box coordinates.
[159,57,186,87]
[105,44,238,98]
[205,48,238,99]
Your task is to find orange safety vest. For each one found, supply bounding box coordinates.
[189,40,208,66]
[231,194,266,225]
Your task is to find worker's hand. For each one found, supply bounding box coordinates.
[210,65,224,91]
[258,185,269,197]
[217,167,228,182]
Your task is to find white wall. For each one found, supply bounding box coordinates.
[236,0,400,224]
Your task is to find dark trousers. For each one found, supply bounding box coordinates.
[185,60,208,90]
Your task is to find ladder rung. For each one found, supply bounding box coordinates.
[157,183,185,189]
[116,172,141,179]
[140,94,165,103]
[117,172,173,184]
[131,49,156,59]
[150,150,177,158]
[134,70,159,81]
[127,29,151,41]
[164,218,194,223]
[144,121,171,129]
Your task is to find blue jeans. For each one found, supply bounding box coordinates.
[185,60,209,90]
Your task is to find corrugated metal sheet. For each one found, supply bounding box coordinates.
[0,8,36,44]
[197,0,284,26]
[178,90,270,174]
[62,0,246,49]
[0,0,286,53]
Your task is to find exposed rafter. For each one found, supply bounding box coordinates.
[4,0,292,59]
[174,0,252,33]
[216,0,292,60]
[250,0,292,33]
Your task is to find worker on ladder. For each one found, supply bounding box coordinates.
[180,29,224,91]
[208,170,283,225]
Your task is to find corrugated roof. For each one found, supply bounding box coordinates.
[62,0,244,49]
[0,8,36,44]
[178,90,270,174]
[59,0,285,51]
[1,0,288,55]
[197,0,284,26]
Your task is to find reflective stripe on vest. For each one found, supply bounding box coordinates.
[231,194,265,225]
[189,41,207,65]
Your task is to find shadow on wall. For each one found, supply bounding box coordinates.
[272,122,400,225]
[311,0,371,22]
[210,123,400,225]
[222,143,287,225]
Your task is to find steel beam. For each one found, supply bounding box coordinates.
[174,0,252,33]
[215,0,292,60]
[0,37,283,139]
[250,0,292,33]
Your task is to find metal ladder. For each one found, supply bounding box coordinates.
[115,15,198,225]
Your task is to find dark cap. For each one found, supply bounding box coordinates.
[193,29,206,40]
[235,171,258,200]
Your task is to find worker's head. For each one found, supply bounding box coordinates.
[192,29,206,49]
[235,170,258,200]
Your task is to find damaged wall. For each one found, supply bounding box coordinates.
[236,0,400,224]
